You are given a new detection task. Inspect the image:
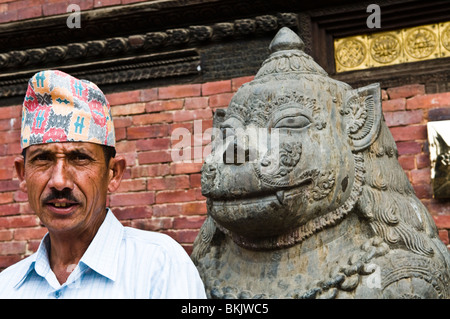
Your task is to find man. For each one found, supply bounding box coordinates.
[0,70,206,298]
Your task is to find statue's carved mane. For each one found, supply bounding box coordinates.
[359,120,440,257]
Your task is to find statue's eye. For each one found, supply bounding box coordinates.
[274,115,311,129]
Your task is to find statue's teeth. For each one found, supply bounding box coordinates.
[276,190,285,204]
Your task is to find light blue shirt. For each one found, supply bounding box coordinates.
[0,209,206,299]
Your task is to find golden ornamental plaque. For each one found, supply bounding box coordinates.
[335,21,450,73]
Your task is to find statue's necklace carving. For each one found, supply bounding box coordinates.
[207,235,390,299]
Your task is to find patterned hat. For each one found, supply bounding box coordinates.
[21,70,115,150]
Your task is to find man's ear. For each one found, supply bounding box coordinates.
[107,155,126,193]
[14,156,27,193]
[342,83,382,151]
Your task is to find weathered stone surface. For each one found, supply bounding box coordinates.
[192,27,450,299]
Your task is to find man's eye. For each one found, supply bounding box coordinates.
[33,154,51,161]
[274,115,311,129]
[72,154,91,161]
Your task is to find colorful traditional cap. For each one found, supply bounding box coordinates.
[21,70,115,150]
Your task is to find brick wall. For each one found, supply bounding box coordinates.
[0,0,150,23]
[382,84,450,246]
[0,77,449,270]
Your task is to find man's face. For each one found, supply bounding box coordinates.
[16,142,114,235]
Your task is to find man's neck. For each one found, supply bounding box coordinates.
[48,212,106,285]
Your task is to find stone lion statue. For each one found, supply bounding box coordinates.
[191,27,450,299]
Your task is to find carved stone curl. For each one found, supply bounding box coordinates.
[192,27,450,299]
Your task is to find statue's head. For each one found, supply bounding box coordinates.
[201,28,383,247]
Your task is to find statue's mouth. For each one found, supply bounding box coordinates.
[206,168,319,206]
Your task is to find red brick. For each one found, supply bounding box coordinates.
[438,230,449,245]
[202,80,231,96]
[185,97,209,110]
[406,92,450,110]
[42,2,68,16]
[17,5,41,20]
[0,215,38,228]
[169,162,203,174]
[0,242,26,255]
[159,84,201,99]
[416,153,431,169]
[130,164,170,178]
[136,138,170,151]
[115,140,136,153]
[0,106,20,121]
[384,110,422,127]
[410,168,431,185]
[111,103,145,116]
[113,117,132,128]
[0,9,18,24]
[121,152,137,167]
[0,192,13,205]
[396,141,422,155]
[147,175,190,191]
[14,227,47,240]
[93,0,121,8]
[0,131,20,144]
[164,229,199,244]
[389,125,427,141]
[6,143,21,155]
[114,127,126,141]
[209,92,234,108]
[0,180,19,192]
[116,179,146,193]
[190,174,202,188]
[232,76,255,92]
[0,203,20,216]
[195,187,205,200]
[383,98,407,112]
[412,183,432,199]
[109,192,155,206]
[15,190,28,205]
[131,217,172,231]
[0,168,14,181]
[112,205,152,220]
[173,216,206,229]
[127,124,169,139]
[153,201,206,217]
[153,203,183,217]
[398,155,415,170]
[433,215,450,229]
[132,112,173,125]
[146,100,184,113]
[27,239,40,253]
[0,229,12,241]
[138,150,172,164]
[139,88,158,102]
[172,109,213,122]
[387,84,425,99]
[155,189,197,204]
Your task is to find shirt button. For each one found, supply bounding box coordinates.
[55,291,61,299]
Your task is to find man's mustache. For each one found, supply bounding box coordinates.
[42,189,80,203]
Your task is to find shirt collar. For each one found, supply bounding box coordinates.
[78,209,124,282]
[14,234,52,289]
[14,208,123,288]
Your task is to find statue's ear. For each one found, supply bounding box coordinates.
[342,83,382,151]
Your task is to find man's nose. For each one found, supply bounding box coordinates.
[48,160,74,191]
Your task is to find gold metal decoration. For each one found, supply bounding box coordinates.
[335,21,450,72]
